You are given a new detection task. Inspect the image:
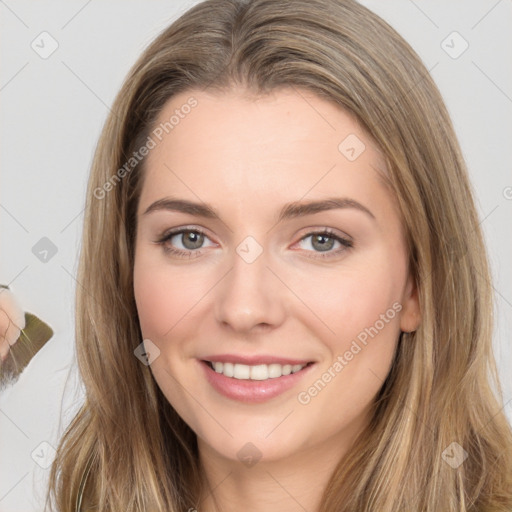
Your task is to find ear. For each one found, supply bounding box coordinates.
[400,272,421,333]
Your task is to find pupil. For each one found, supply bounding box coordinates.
[183,231,203,249]
[313,234,334,252]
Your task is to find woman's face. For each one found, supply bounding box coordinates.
[133,86,419,466]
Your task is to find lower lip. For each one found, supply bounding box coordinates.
[199,360,315,403]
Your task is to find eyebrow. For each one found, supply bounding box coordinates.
[142,196,375,222]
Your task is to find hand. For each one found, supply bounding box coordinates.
[0,287,26,363]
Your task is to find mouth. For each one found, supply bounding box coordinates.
[202,360,314,380]
[199,357,316,403]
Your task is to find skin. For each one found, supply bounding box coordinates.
[0,288,24,362]
[0,311,15,361]
[133,86,420,512]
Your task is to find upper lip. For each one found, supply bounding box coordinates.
[201,354,314,366]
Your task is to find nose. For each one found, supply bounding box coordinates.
[214,244,286,334]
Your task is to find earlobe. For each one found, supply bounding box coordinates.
[400,274,421,333]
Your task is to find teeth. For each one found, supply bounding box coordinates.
[223,362,234,377]
[250,364,268,380]
[210,361,308,380]
[281,364,292,376]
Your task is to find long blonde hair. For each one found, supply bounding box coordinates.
[46,0,512,510]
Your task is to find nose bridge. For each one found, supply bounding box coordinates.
[214,236,284,332]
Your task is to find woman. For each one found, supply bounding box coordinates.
[39,0,512,510]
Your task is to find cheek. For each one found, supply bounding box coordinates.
[292,268,403,427]
[133,246,207,340]
[133,258,169,339]
[295,258,404,351]
[290,248,405,412]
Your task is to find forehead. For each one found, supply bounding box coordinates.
[139,87,389,218]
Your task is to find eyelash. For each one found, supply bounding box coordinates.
[155,227,353,260]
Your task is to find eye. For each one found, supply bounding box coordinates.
[155,227,352,260]
[155,227,215,258]
[296,229,353,259]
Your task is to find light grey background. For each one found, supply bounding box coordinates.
[1,1,511,510]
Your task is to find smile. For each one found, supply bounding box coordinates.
[205,361,310,380]
[199,358,316,403]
